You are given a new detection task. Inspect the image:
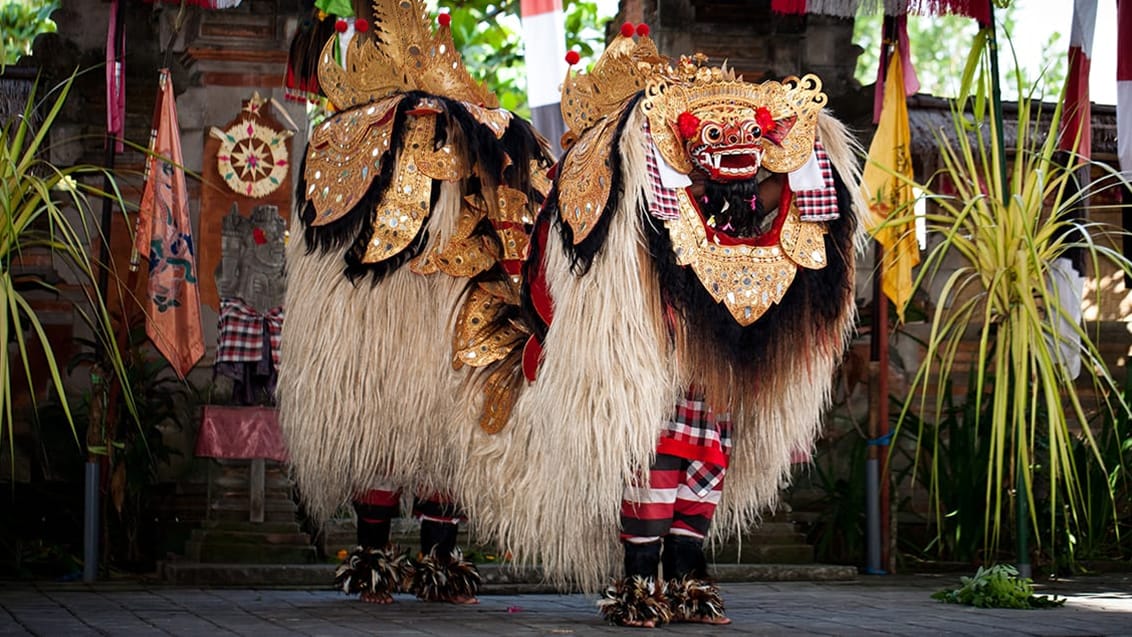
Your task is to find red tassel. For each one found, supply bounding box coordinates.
[769,0,806,14]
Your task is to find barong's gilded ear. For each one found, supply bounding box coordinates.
[318,0,497,110]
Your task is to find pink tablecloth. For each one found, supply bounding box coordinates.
[195,405,289,462]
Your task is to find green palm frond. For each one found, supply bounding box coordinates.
[1,70,136,470]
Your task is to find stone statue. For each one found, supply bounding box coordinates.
[214,204,286,405]
[216,203,287,312]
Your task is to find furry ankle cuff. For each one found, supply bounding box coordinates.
[334,545,407,597]
[597,576,673,626]
[666,577,726,622]
[405,548,481,602]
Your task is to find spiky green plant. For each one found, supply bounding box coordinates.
[1,70,135,468]
[895,27,1131,564]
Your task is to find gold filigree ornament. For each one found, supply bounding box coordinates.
[479,362,523,434]
[410,198,497,278]
[305,95,403,226]
[452,284,527,370]
[492,185,536,226]
[559,30,665,150]
[462,103,513,139]
[361,115,436,263]
[666,188,828,326]
[642,73,827,176]
[318,0,497,111]
[556,112,623,243]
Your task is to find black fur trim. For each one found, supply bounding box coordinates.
[643,164,858,373]
[552,93,643,275]
[597,576,673,626]
[666,577,726,623]
[284,10,336,98]
[295,93,552,285]
[333,545,407,596]
[701,177,771,238]
[404,548,481,602]
[501,123,554,206]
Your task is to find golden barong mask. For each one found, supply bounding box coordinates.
[642,72,826,179]
[556,28,836,326]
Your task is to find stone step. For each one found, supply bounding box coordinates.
[743,523,809,545]
[210,498,298,513]
[710,542,814,565]
[188,529,312,546]
[183,540,319,564]
[200,520,307,534]
[208,487,295,500]
[208,508,300,524]
[213,474,294,490]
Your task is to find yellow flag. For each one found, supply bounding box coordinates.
[862,50,919,322]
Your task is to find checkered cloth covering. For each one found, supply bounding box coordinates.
[793,141,841,222]
[643,125,681,221]
[216,297,283,367]
[659,392,734,497]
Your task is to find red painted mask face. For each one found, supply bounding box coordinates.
[685,116,766,182]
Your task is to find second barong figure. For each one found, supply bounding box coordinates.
[277,0,863,610]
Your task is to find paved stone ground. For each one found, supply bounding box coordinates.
[0,574,1130,636]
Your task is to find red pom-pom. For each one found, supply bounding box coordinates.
[354,18,369,32]
[677,111,700,139]
[335,19,348,33]
[564,50,581,65]
[620,22,635,37]
[636,23,650,37]
[438,12,452,27]
[755,106,775,133]
[253,228,267,245]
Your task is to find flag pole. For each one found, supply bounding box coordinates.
[865,13,897,577]
[85,0,125,584]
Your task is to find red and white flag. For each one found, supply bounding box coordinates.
[1059,0,1097,159]
[521,0,567,155]
[135,69,205,378]
[770,0,989,22]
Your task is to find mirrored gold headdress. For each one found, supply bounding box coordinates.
[559,24,827,174]
[318,0,498,110]
[559,24,665,149]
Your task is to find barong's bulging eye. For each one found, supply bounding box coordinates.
[702,124,723,144]
[742,121,762,143]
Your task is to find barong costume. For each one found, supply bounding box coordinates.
[279,1,863,610]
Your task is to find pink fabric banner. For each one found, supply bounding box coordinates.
[771,0,989,21]
[195,405,290,462]
[1118,0,1132,176]
[105,0,125,153]
[136,69,205,378]
[873,15,920,124]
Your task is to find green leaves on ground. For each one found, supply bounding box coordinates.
[932,564,1064,609]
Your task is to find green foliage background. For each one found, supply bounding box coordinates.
[0,0,58,66]
[852,7,1067,101]
[442,0,613,117]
